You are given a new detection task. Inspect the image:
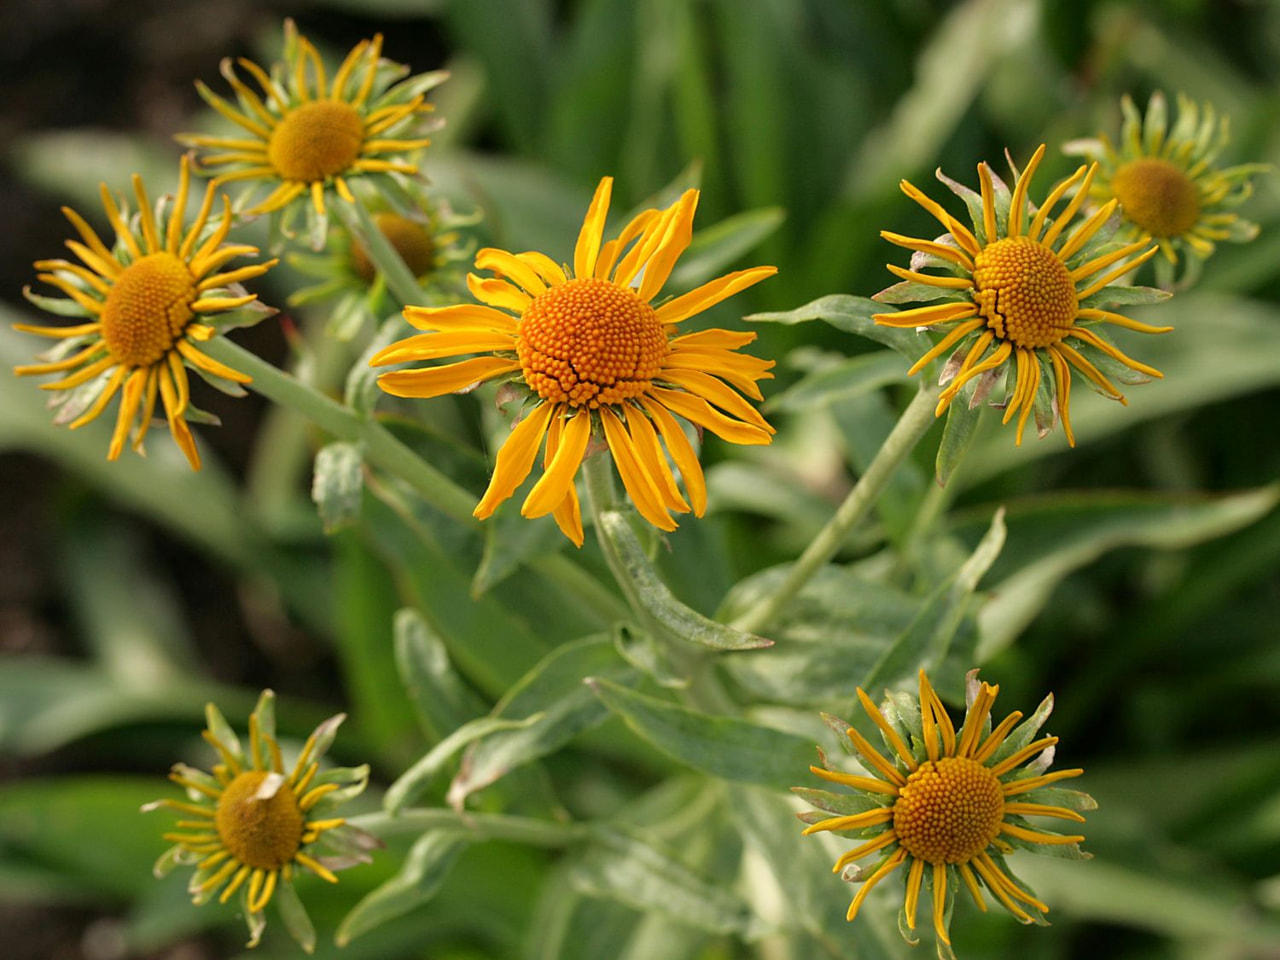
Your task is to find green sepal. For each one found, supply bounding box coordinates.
[274,877,317,954]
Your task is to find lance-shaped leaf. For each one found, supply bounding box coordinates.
[598,511,771,651]
[447,636,637,809]
[335,830,469,946]
[393,608,487,743]
[570,826,757,938]
[312,442,365,534]
[586,678,813,790]
[746,295,921,358]
[861,506,1006,691]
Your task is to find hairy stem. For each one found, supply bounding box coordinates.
[730,382,941,634]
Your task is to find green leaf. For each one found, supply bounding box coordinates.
[312,442,365,534]
[843,0,1036,198]
[446,637,638,808]
[472,497,566,597]
[767,351,910,413]
[335,830,470,946]
[862,507,1006,689]
[0,657,258,756]
[746,294,920,359]
[570,826,756,937]
[392,608,487,743]
[586,678,814,790]
[0,776,173,901]
[597,510,771,651]
[1016,855,1280,948]
[962,485,1280,659]
[717,566,922,704]
[385,714,542,814]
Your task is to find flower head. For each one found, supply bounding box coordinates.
[798,671,1094,957]
[15,155,275,469]
[873,145,1174,447]
[1065,92,1267,288]
[144,691,376,950]
[370,177,777,544]
[288,191,474,340]
[180,19,444,238]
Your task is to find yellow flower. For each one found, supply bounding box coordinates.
[370,177,777,544]
[872,145,1173,447]
[15,155,275,469]
[180,19,443,224]
[144,691,375,950]
[799,671,1094,956]
[1066,92,1266,287]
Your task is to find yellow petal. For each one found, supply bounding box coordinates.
[523,407,591,517]
[574,177,614,279]
[653,266,777,325]
[474,402,555,519]
[376,357,519,398]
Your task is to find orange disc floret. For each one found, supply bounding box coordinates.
[215,770,306,871]
[973,236,1078,349]
[100,252,197,367]
[267,100,365,183]
[893,757,1005,864]
[517,278,669,408]
[1110,157,1201,239]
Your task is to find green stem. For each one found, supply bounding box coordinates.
[582,452,736,714]
[582,452,656,631]
[246,327,353,530]
[202,337,480,527]
[730,382,941,634]
[334,196,426,308]
[350,809,588,848]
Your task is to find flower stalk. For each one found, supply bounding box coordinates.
[731,381,941,634]
[200,337,479,526]
[334,195,427,308]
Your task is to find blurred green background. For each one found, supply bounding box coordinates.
[1,0,1279,958]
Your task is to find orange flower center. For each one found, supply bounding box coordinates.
[517,278,669,408]
[973,236,1078,348]
[215,770,305,871]
[101,252,196,367]
[351,212,436,282]
[268,101,365,182]
[893,757,1005,864]
[1110,157,1201,238]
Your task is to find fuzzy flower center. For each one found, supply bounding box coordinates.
[268,101,365,182]
[215,770,305,871]
[351,212,436,282]
[1110,157,1201,238]
[973,236,1078,348]
[517,278,669,408]
[893,757,1005,864]
[101,252,196,367]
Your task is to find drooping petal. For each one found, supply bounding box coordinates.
[376,357,519,398]
[474,401,556,520]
